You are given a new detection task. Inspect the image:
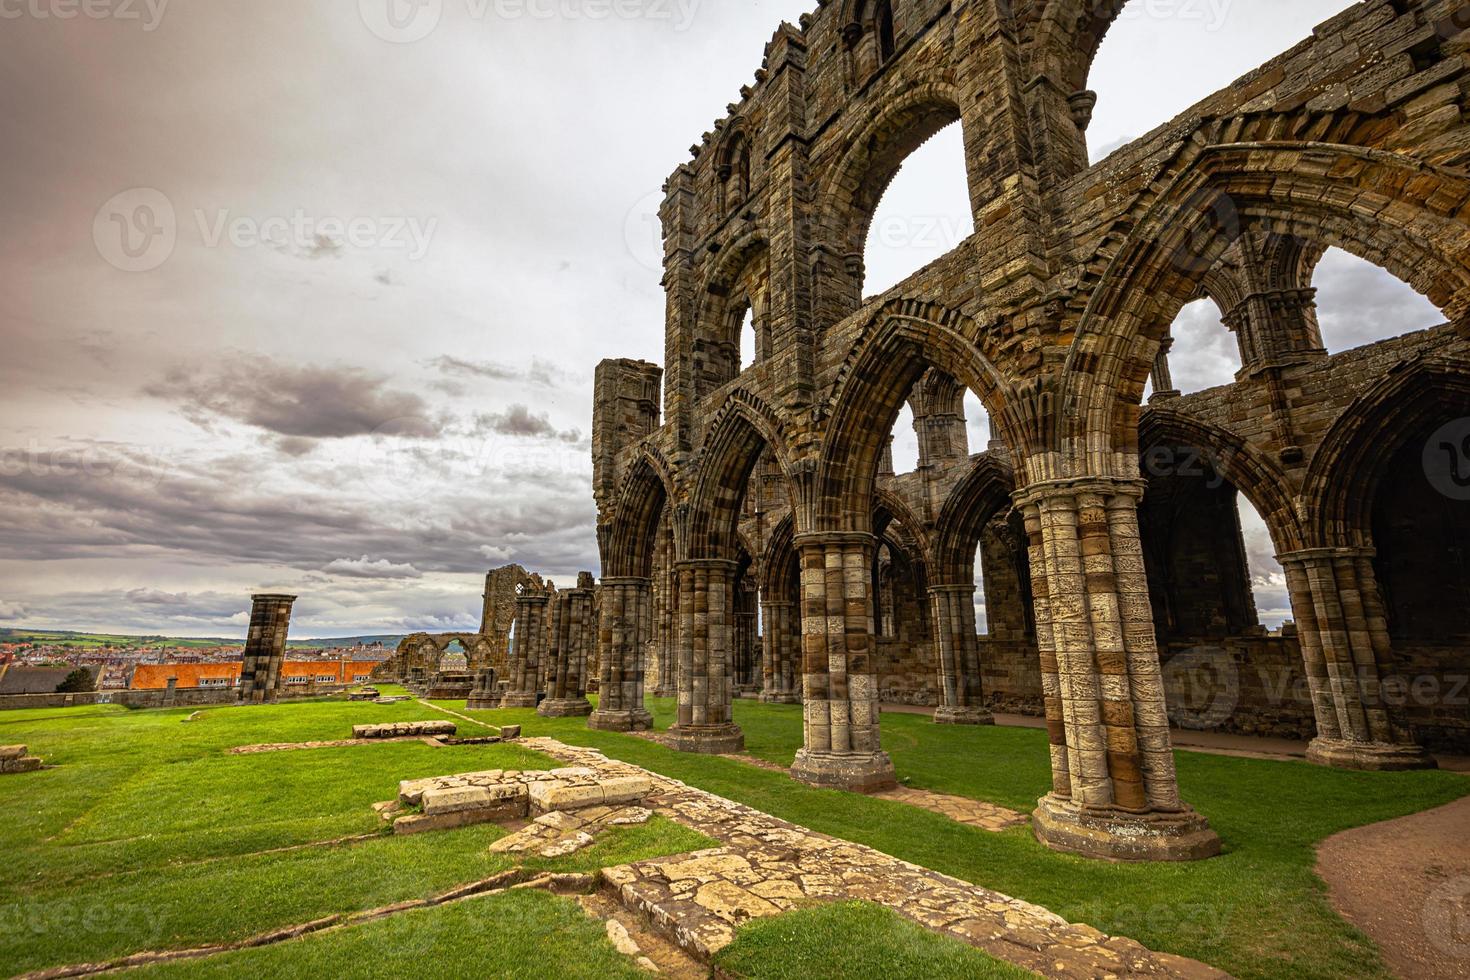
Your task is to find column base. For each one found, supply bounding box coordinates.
[790,749,897,794]
[759,692,802,705]
[1032,794,1221,862]
[1306,737,1437,772]
[498,693,540,709]
[934,706,995,726]
[537,698,593,718]
[465,698,500,711]
[668,724,745,755]
[587,708,654,732]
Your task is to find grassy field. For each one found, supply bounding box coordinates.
[0,696,1008,979]
[438,695,1470,980]
[3,693,1466,979]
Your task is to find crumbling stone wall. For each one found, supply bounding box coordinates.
[591,0,1470,858]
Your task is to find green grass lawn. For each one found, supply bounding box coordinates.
[0,699,713,976]
[4,693,1466,980]
[132,888,652,980]
[716,901,1038,979]
[439,695,1470,980]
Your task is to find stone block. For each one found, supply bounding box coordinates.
[1,757,42,774]
[0,745,27,761]
[528,780,607,813]
[421,785,494,816]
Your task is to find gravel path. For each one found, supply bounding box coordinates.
[1317,794,1470,979]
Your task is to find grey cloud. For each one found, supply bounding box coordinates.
[0,599,29,621]
[323,556,424,580]
[473,405,583,443]
[427,356,567,389]
[146,357,438,440]
[0,438,598,580]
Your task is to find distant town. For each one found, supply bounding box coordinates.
[0,628,400,694]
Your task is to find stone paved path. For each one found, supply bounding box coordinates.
[520,738,1226,978]
[872,785,1030,832]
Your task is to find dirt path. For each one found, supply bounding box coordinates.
[1317,794,1470,979]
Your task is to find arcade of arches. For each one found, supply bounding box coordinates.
[589,0,1470,861]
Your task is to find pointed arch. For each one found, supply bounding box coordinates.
[816,299,1012,534]
[688,391,798,559]
[603,449,678,579]
[1303,354,1470,549]
[1062,142,1470,470]
[1139,408,1303,555]
[932,454,1018,588]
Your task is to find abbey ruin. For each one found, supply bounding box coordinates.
[584,0,1470,861]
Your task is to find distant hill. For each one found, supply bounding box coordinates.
[0,628,406,650]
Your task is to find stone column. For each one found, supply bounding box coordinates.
[1278,548,1433,770]
[1148,336,1181,402]
[466,668,499,710]
[589,577,654,731]
[540,574,596,717]
[929,583,995,725]
[735,579,760,693]
[668,560,745,753]
[238,594,296,704]
[1018,481,1220,861]
[501,588,549,708]
[759,600,801,703]
[790,532,897,793]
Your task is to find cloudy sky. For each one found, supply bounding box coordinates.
[0,0,1441,637]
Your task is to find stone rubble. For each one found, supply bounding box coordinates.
[352,720,456,739]
[0,744,42,774]
[515,738,1225,978]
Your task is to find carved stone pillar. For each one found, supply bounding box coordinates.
[929,583,995,725]
[589,577,654,731]
[790,532,897,793]
[540,575,595,717]
[238,594,296,704]
[668,559,745,753]
[501,588,549,708]
[759,600,800,703]
[1019,480,1220,862]
[1148,336,1181,403]
[1278,548,1434,770]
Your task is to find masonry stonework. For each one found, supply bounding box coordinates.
[590,0,1470,860]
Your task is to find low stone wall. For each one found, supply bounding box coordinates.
[0,685,352,712]
[875,637,938,706]
[980,638,1044,716]
[1158,637,1316,741]
[1389,645,1470,753]
[0,745,42,773]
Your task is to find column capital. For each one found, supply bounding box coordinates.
[674,558,741,572]
[928,582,977,595]
[793,530,876,550]
[1012,476,1146,510]
[598,575,652,588]
[1277,546,1375,565]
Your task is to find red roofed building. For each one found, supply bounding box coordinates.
[130,660,379,691]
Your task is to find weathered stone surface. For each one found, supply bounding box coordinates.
[352,721,456,740]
